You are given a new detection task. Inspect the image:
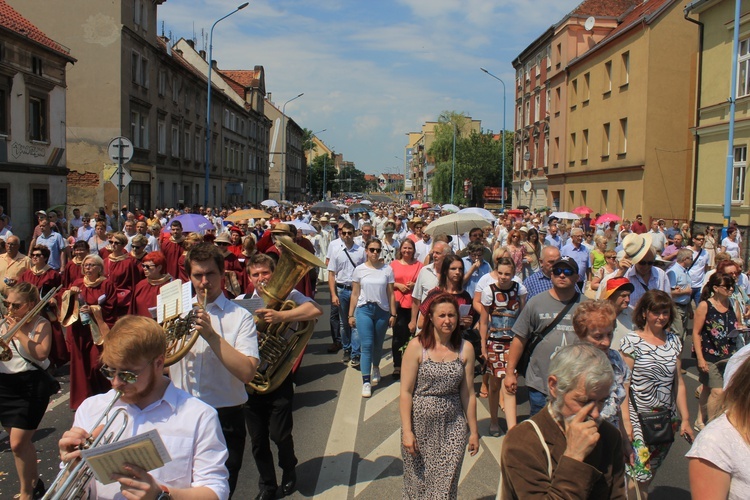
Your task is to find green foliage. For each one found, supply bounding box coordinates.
[337,166,367,193]
[427,111,513,206]
[308,154,338,199]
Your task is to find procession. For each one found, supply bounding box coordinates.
[0,199,747,499]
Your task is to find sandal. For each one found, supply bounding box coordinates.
[478,388,489,398]
[392,367,401,379]
[489,426,501,437]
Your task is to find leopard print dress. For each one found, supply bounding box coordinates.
[402,343,468,499]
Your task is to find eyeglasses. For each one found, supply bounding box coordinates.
[637,261,655,266]
[694,237,704,241]
[131,245,143,249]
[83,263,99,268]
[31,253,43,258]
[340,231,353,236]
[142,264,157,270]
[7,243,18,247]
[99,365,147,384]
[368,248,382,254]
[552,267,575,276]
[2,300,24,309]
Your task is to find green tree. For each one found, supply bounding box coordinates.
[308,153,337,200]
[337,165,367,193]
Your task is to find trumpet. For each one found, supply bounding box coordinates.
[0,285,61,361]
[43,390,129,500]
[163,288,206,367]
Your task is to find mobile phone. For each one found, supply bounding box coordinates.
[682,432,693,445]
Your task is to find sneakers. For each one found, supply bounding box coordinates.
[342,349,351,364]
[371,366,381,386]
[362,382,372,398]
[350,356,361,368]
[694,419,705,432]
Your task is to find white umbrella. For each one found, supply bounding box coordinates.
[289,220,317,235]
[424,213,489,237]
[261,199,279,208]
[550,211,580,220]
[360,200,373,205]
[458,207,495,224]
[442,203,460,213]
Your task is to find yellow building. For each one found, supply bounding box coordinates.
[686,0,750,228]
[551,0,697,220]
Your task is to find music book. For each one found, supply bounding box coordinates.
[80,429,172,485]
[233,295,265,315]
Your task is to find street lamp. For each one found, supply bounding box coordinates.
[204,2,249,207]
[280,93,304,201]
[480,67,507,210]
[445,121,457,204]
[308,128,326,200]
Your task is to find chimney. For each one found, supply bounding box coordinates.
[267,92,272,102]
[211,60,218,70]
[199,50,206,61]
[186,39,195,49]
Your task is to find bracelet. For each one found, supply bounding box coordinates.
[391,314,397,317]
[349,315,354,318]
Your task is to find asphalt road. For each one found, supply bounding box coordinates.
[0,287,699,499]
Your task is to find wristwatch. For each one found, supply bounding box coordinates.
[157,486,172,500]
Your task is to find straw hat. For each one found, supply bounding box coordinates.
[621,233,653,265]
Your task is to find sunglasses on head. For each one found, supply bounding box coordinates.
[552,267,575,276]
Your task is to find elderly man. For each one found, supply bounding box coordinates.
[409,241,452,331]
[648,219,668,254]
[354,221,375,248]
[661,233,684,261]
[668,248,694,342]
[665,219,681,244]
[501,344,625,499]
[601,233,670,305]
[0,235,29,298]
[523,246,562,300]
[457,227,493,263]
[544,223,562,249]
[506,256,585,416]
[561,227,590,290]
[135,220,159,253]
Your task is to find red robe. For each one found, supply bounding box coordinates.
[131,277,172,318]
[228,244,244,258]
[161,237,184,279]
[61,259,84,288]
[178,252,189,283]
[68,278,117,409]
[103,254,140,315]
[18,267,68,367]
[222,252,246,298]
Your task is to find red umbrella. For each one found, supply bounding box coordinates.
[421,203,431,209]
[572,206,594,215]
[410,201,422,207]
[595,213,621,225]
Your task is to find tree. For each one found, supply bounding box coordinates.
[337,166,367,193]
[308,153,337,200]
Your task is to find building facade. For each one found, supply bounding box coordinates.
[0,1,75,243]
[265,96,304,201]
[13,0,271,218]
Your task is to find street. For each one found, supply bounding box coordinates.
[0,287,698,499]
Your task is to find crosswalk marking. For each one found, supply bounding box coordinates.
[363,382,400,422]
[353,429,401,497]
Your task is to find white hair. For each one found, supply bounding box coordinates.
[548,344,614,418]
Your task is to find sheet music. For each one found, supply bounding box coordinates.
[233,296,265,315]
[81,429,171,485]
[156,279,183,323]
[181,281,193,314]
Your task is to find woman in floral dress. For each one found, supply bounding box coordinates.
[692,273,739,429]
[620,290,694,500]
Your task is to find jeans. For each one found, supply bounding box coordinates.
[528,388,547,417]
[337,286,360,357]
[356,302,390,377]
[691,287,702,307]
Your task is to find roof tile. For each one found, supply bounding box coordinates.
[0,0,72,58]
[572,0,639,18]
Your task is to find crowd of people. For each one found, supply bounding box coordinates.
[0,200,750,498]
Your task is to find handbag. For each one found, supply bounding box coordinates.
[12,340,61,398]
[628,381,675,446]
[517,293,578,376]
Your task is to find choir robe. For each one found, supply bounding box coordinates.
[130,277,172,318]
[18,267,68,367]
[67,278,117,410]
[178,252,189,283]
[161,237,184,280]
[222,252,246,298]
[103,255,140,315]
[61,259,84,288]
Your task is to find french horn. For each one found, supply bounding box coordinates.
[163,289,205,367]
[248,235,324,394]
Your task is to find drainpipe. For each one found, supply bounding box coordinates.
[683,10,704,228]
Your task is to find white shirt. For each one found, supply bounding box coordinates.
[412,263,438,303]
[74,385,229,500]
[414,238,432,263]
[352,263,395,312]
[327,242,366,285]
[170,294,259,408]
[0,227,12,241]
[474,273,527,298]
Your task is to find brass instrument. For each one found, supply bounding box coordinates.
[163,288,205,367]
[248,235,325,394]
[43,391,129,500]
[0,285,62,361]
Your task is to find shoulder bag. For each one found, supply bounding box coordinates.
[12,339,61,398]
[517,293,579,376]
[628,377,675,446]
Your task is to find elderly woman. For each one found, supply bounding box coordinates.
[0,283,52,500]
[131,251,172,318]
[103,232,139,315]
[67,254,117,409]
[129,233,149,272]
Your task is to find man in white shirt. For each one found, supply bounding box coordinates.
[171,243,260,496]
[123,220,138,251]
[239,253,322,500]
[57,316,229,500]
[414,231,433,264]
[136,220,159,253]
[68,208,84,235]
[688,232,710,305]
[410,241,452,331]
[328,222,366,366]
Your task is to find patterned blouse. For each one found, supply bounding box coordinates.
[699,299,739,362]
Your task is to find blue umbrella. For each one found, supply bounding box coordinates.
[349,204,369,214]
[167,214,214,233]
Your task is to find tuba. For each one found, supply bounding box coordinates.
[0,285,61,361]
[43,391,129,500]
[248,235,324,394]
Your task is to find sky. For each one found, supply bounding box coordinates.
[158,0,583,176]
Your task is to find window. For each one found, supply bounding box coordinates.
[184,130,190,159]
[131,52,148,87]
[618,118,628,155]
[195,133,201,161]
[602,122,610,157]
[0,88,7,135]
[733,146,747,202]
[544,136,549,167]
[524,100,530,125]
[157,119,166,154]
[569,133,576,164]
[158,70,166,96]
[534,94,540,122]
[31,56,42,76]
[583,73,590,103]
[546,89,551,116]
[555,87,561,116]
[171,125,179,157]
[533,138,539,168]
[29,96,47,142]
[739,39,750,97]
[604,61,612,94]
[546,46,551,69]
[582,129,589,161]
[554,137,559,167]
[130,109,148,148]
[134,0,142,25]
[601,190,608,211]
[570,79,577,109]
[556,43,562,68]
[172,77,180,103]
[620,52,630,86]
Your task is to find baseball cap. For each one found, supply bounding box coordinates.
[552,256,579,274]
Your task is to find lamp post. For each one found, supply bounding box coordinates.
[481,67,507,210]
[280,93,304,201]
[447,121,457,204]
[308,128,326,200]
[204,2,248,207]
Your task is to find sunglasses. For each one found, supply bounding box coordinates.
[99,365,146,384]
[637,261,655,266]
[31,253,43,258]
[368,248,382,254]
[694,237,704,241]
[142,264,157,270]
[340,231,353,235]
[2,300,24,309]
[552,267,575,276]
[132,245,143,249]
[216,242,229,246]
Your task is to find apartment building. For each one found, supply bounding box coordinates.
[266,96,305,201]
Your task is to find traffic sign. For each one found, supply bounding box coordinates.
[108,165,132,190]
[107,137,134,164]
